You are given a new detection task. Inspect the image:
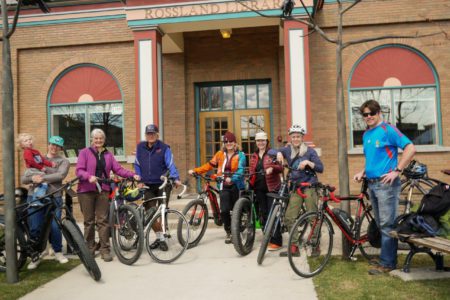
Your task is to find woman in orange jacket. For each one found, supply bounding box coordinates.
[189,131,246,244]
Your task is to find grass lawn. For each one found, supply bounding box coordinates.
[0,259,80,300]
[312,254,450,300]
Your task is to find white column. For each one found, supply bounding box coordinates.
[138,39,153,141]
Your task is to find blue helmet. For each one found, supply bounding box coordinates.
[403,160,427,179]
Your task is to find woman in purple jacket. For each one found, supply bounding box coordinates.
[76,128,140,262]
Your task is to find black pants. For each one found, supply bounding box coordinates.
[255,187,282,246]
[220,184,239,233]
[143,184,172,210]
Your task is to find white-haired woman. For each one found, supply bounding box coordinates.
[76,128,140,262]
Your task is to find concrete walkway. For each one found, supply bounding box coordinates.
[21,228,318,300]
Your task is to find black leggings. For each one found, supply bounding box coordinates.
[220,184,239,233]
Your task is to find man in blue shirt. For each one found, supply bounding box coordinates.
[135,124,182,250]
[354,100,415,275]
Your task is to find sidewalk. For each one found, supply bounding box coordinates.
[21,227,318,300]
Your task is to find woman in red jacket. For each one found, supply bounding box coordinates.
[249,131,283,251]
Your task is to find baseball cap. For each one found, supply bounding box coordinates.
[49,136,64,148]
[145,124,159,134]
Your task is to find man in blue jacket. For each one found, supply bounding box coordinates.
[135,124,182,250]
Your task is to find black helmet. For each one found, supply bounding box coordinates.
[403,160,427,179]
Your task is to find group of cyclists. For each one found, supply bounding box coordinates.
[21,99,415,276]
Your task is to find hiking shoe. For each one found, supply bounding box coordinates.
[27,259,41,270]
[159,240,168,251]
[368,265,394,275]
[268,243,282,251]
[54,252,69,264]
[101,253,113,262]
[225,233,232,244]
[149,240,161,250]
[280,245,299,257]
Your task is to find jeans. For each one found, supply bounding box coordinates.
[28,195,63,253]
[368,177,401,269]
[32,183,48,205]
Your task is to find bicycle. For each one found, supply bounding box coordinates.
[178,173,224,249]
[230,170,266,256]
[97,177,144,266]
[400,160,440,214]
[257,165,311,265]
[139,174,189,263]
[287,178,380,278]
[0,178,101,281]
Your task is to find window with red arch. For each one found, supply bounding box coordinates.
[49,64,124,158]
[349,45,439,148]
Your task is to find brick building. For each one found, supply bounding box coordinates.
[2,0,450,193]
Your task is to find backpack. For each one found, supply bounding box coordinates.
[395,213,440,238]
[417,183,450,219]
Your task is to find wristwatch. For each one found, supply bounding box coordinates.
[394,167,403,173]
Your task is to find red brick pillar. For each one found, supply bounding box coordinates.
[133,28,163,141]
[283,20,313,142]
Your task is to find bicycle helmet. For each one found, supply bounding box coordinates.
[403,160,427,179]
[288,124,306,135]
[123,187,144,202]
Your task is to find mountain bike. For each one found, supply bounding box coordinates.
[231,171,265,256]
[98,177,144,266]
[287,178,379,278]
[178,173,224,249]
[0,178,101,281]
[400,160,440,214]
[141,175,189,263]
[257,165,311,265]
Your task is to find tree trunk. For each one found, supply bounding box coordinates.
[1,0,18,283]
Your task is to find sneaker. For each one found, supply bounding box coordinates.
[368,265,394,275]
[224,233,232,244]
[54,252,69,264]
[159,240,168,251]
[101,252,113,262]
[149,240,161,250]
[280,245,299,257]
[27,259,41,270]
[268,243,282,251]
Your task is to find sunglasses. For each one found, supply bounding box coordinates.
[225,141,235,144]
[362,111,378,118]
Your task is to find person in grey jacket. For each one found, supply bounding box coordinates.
[21,136,70,270]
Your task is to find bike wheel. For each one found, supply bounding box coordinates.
[179,198,208,249]
[257,204,279,265]
[231,197,255,256]
[111,204,144,265]
[61,219,101,281]
[288,212,333,278]
[0,224,27,271]
[399,178,436,214]
[357,211,381,260]
[145,209,189,264]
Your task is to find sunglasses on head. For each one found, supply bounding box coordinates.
[362,111,378,118]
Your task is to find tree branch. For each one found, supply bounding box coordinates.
[298,0,314,22]
[6,0,22,38]
[341,0,362,15]
[342,31,445,49]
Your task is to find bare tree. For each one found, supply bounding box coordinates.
[236,0,446,256]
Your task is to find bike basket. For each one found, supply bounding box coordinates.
[403,160,427,179]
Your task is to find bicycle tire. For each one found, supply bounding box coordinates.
[0,224,27,271]
[61,219,101,281]
[111,204,144,265]
[145,209,189,264]
[357,211,381,260]
[231,197,255,256]
[257,204,279,265]
[179,198,208,249]
[288,212,333,278]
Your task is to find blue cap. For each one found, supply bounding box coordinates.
[145,124,159,133]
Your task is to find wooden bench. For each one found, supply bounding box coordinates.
[390,231,450,273]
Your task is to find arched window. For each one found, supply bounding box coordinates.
[348,45,440,148]
[48,64,124,158]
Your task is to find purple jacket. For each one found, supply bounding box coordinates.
[76,147,135,193]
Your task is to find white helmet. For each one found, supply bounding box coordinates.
[288,124,306,135]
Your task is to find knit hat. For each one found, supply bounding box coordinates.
[223,131,236,143]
